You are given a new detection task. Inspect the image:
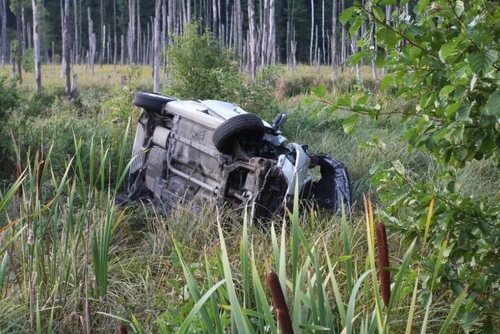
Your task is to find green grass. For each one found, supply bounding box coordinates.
[0,64,497,332]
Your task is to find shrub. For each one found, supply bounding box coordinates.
[167,21,240,101]
[0,77,20,173]
[21,49,35,73]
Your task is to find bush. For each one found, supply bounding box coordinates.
[21,49,35,73]
[0,77,20,173]
[167,21,240,101]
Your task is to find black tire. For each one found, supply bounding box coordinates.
[133,92,177,113]
[213,114,265,154]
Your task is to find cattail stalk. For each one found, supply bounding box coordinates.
[16,161,23,197]
[376,222,391,308]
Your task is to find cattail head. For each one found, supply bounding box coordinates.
[376,222,391,308]
[119,325,128,334]
[267,271,294,334]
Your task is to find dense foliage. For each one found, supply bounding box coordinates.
[166,21,279,117]
[166,22,240,101]
[0,76,20,169]
[315,0,500,330]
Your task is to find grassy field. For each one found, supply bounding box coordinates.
[0,64,489,333]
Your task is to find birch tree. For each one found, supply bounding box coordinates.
[331,0,338,80]
[73,0,79,64]
[153,0,161,92]
[15,0,23,82]
[247,0,256,80]
[100,0,104,65]
[113,0,117,69]
[88,7,95,74]
[341,0,347,67]
[128,0,135,64]
[1,0,6,66]
[309,0,314,65]
[31,0,41,92]
[62,0,71,96]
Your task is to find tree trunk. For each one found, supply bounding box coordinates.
[120,34,125,65]
[153,0,161,93]
[261,0,268,69]
[167,0,175,45]
[136,0,141,64]
[290,31,297,72]
[88,7,95,74]
[234,0,242,59]
[15,0,23,83]
[128,0,135,64]
[340,0,347,69]
[321,0,325,64]
[32,0,41,93]
[100,0,104,65]
[331,0,338,80]
[309,0,314,65]
[10,41,16,78]
[113,0,117,70]
[26,19,32,50]
[247,0,256,80]
[0,0,5,66]
[101,24,106,66]
[63,0,71,96]
[21,6,26,52]
[212,0,217,36]
[73,0,79,64]
[269,0,275,65]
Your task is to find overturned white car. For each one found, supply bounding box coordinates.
[123,92,351,221]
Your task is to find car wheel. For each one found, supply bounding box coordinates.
[212,114,266,154]
[133,92,177,113]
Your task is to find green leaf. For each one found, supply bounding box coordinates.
[439,40,458,62]
[348,51,367,65]
[392,160,405,175]
[469,51,499,75]
[379,75,393,91]
[372,7,385,22]
[369,160,385,175]
[301,96,317,106]
[454,1,465,18]
[439,85,454,98]
[349,17,364,37]
[376,27,400,48]
[456,103,471,121]
[337,94,352,107]
[311,84,327,98]
[343,114,359,135]
[340,6,356,26]
[358,141,374,149]
[416,0,431,13]
[375,51,387,67]
[486,90,500,116]
[446,103,462,117]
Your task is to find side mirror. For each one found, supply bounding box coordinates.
[272,113,288,131]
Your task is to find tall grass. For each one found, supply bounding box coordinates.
[153,187,466,333]
[0,120,132,332]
